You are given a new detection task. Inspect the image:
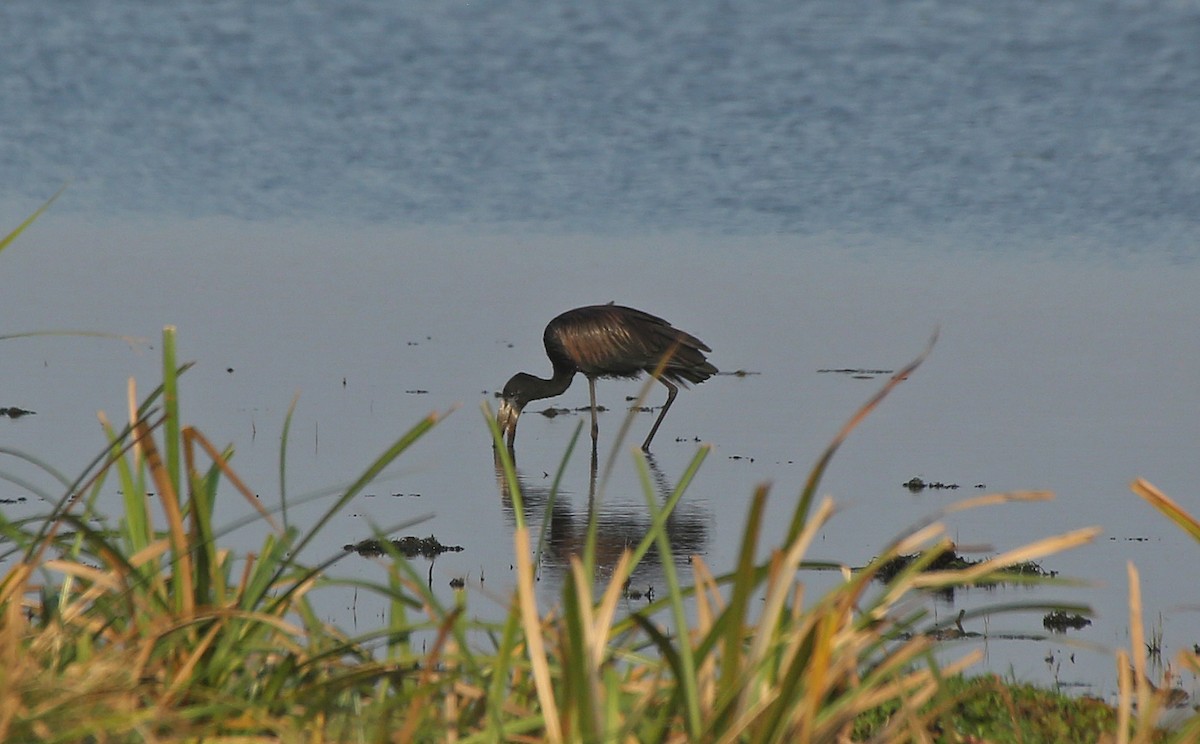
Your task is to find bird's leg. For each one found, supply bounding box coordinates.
[642,378,678,451]
[588,376,600,443]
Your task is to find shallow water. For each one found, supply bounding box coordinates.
[1,215,1198,701]
[2,0,1199,706]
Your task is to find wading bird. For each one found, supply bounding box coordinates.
[497,304,717,452]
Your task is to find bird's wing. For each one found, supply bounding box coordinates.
[548,305,713,380]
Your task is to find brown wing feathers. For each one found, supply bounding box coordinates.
[546,305,717,384]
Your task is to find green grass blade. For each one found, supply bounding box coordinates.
[788,330,936,544]
[0,185,65,256]
[625,445,709,570]
[279,392,300,530]
[161,326,182,505]
[267,410,443,590]
[638,452,702,738]
[717,483,769,714]
[484,402,525,525]
[535,419,583,567]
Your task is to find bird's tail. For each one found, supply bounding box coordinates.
[660,333,718,385]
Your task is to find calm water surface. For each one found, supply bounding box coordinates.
[2,0,1199,702]
[2,0,1198,248]
[2,218,1197,701]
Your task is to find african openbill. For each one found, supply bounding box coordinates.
[496,303,717,451]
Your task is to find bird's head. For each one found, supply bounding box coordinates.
[496,373,535,448]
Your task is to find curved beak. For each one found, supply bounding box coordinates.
[495,398,521,448]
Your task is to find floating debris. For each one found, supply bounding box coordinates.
[344,535,463,559]
[870,547,1055,585]
[622,579,655,602]
[817,368,894,378]
[1043,611,1092,632]
[926,609,970,640]
[903,477,962,492]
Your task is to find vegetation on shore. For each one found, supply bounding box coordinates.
[1,200,1196,742]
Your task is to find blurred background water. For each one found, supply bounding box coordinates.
[2,0,1198,252]
[2,0,1199,701]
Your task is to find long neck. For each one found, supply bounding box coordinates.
[526,360,576,402]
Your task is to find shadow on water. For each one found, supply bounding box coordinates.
[494,449,709,599]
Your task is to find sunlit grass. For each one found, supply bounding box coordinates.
[0,327,447,741]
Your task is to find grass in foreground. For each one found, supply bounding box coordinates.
[855,675,1173,743]
[0,318,1193,740]
[0,328,1137,739]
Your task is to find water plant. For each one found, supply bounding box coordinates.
[1115,480,1200,743]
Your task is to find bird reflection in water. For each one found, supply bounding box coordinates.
[492,448,710,595]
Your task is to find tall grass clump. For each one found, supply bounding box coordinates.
[0,327,447,740]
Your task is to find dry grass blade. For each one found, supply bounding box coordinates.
[513,526,562,743]
[690,556,721,714]
[1108,559,1188,744]
[789,329,938,543]
[0,563,33,610]
[134,416,194,612]
[747,497,837,668]
[397,607,464,742]
[592,550,633,668]
[1116,648,1133,744]
[565,550,635,738]
[908,526,1100,590]
[1131,478,1200,542]
[42,560,126,630]
[183,426,280,531]
[942,489,1054,513]
[1128,562,1151,727]
[889,523,951,557]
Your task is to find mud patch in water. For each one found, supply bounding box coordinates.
[344,535,464,559]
